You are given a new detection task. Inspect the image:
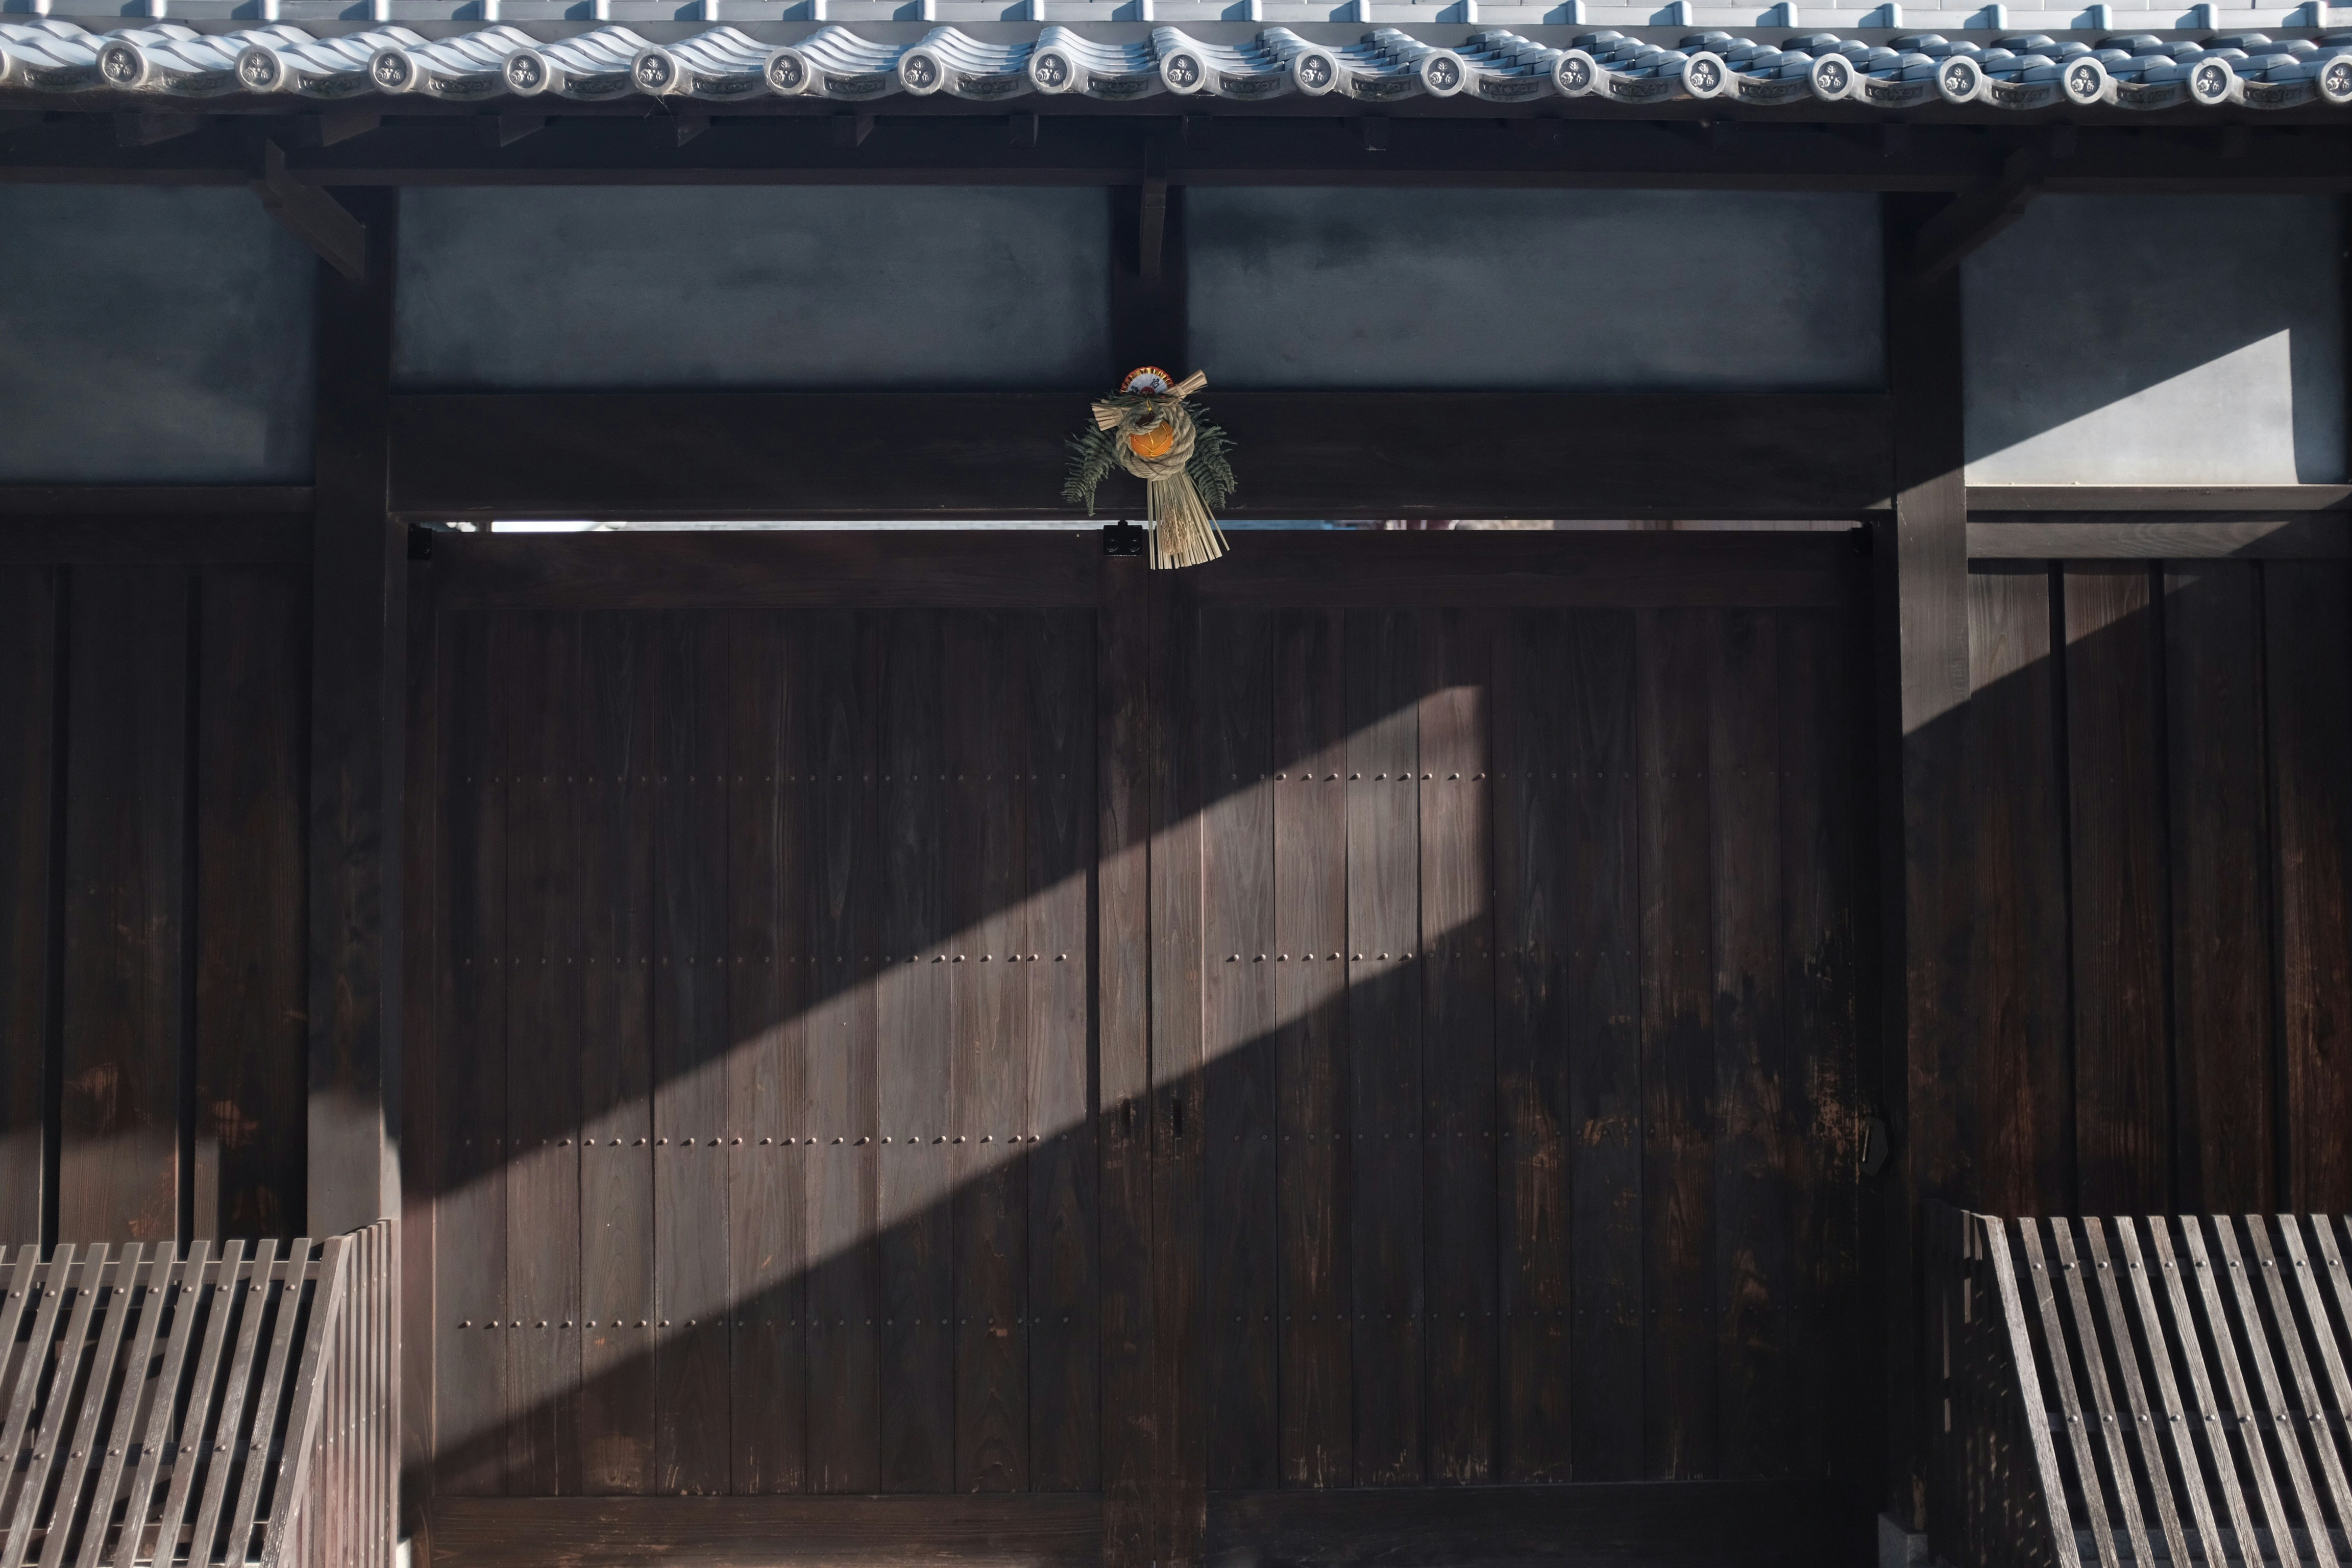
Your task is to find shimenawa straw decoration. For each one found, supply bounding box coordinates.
[1063,366,1236,570]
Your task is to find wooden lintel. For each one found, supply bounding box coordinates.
[1967,518,2352,558]
[309,108,384,148]
[1968,483,2352,512]
[252,137,367,281]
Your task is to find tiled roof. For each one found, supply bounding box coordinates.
[4,14,2347,107]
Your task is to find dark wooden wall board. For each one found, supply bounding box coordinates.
[386,393,1891,525]
[427,1494,1105,1568]
[307,186,405,1237]
[2059,566,2172,1216]
[0,516,311,564]
[0,488,314,518]
[1203,1480,1850,1568]
[192,566,310,1240]
[2161,562,2275,1214]
[2263,560,2352,1214]
[56,565,192,1243]
[0,566,59,1246]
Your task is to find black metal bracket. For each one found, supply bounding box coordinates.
[1102,520,1146,557]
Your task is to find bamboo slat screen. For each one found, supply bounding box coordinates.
[1930,1206,2352,1568]
[0,1222,394,1568]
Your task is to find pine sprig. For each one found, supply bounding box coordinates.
[1184,407,1237,512]
[1062,425,1122,514]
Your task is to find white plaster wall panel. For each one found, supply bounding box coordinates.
[1186,187,1885,390]
[394,186,1111,389]
[1963,194,2345,485]
[0,186,316,483]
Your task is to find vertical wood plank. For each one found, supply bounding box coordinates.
[503,612,582,1497]
[949,611,1032,1496]
[1345,608,1423,1487]
[1491,611,1565,1484]
[0,568,58,1247]
[1710,611,1791,1479]
[192,568,308,1243]
[59,568,189,1244]
[308,189,402,1240]
[1416,609,1496,1486]
[804,611,880,1495]
[2062,565,2171,1215]
[729,613,807,1496]
[435,610,507,1497]
[401,556,440,1540]
[1097,556,1154,1567]
[577,611,655,1497]
[2263,561,2352,1214]
[1777,608,1865,1489]
[1200,605,1277,1491]
[877,610,952,1494]
[1025,609,1099,1494]
[2162,563,2275,1213]
[1636,608,1715,1481]
[1271,607,1351,1491]
[1148,574,1207,1560]
[1565,611,1645,1482]
[1962,566,2071,1217]
[651,613,731,1495]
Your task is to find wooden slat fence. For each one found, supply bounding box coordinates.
[1931,1206,2352,1568]
[0,1224,393,1568]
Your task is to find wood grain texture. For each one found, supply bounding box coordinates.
[388,393,1891,525]
[1635,609,1716,1481]
[2060,566,2171,1215]
[728,612,808,1497]
[1270,608,1352,1492]
[0,568,57,1246]
[1490,612,1569,1483]
[193,567,309,1242]
[651,613,733,1496]
[1343,609,1424,1488]
[1968,519,2352,559]
[1774,609,1864,1492]
[1204,1480,1843,1568]
[876,610,953,1497]
[1146,575,1207,1564]
[1095,557,1154,1568]
[1198,606,1277,1491]
[803,613,882,1494]
[429,1494,1104,1568]
[58,567,190,1244]
[1415,610,1497,1487]
[1961,567,2071,1216]
[1024,610,1098,1494]
[436,611,509,1498]
[1562,613,1646,1483]
[503,611,584,1496]
[947,612,1030,1496]
[2263,561,2352,1213]
[577,610,657,1497]
[1708,610,1790,1479]
[2161,563,2276,1213]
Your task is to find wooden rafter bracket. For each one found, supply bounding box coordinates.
[1910,144,2044,283]
[251,137,367,282]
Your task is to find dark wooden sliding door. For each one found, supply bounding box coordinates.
[405,529,1876,1565]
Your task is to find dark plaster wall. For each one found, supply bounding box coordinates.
[393,186,1112,390]
[1962,194,2346,484]
[0,186,317,483]
[1185,188,1886,390]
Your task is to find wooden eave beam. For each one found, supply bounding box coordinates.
[10,114,2352,190]
[1909,144,2045,282]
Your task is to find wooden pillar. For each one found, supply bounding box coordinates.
[1877,192,1972,1532]
[308,188,405,1237]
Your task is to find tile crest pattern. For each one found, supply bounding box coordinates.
[5,12,2350,105]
